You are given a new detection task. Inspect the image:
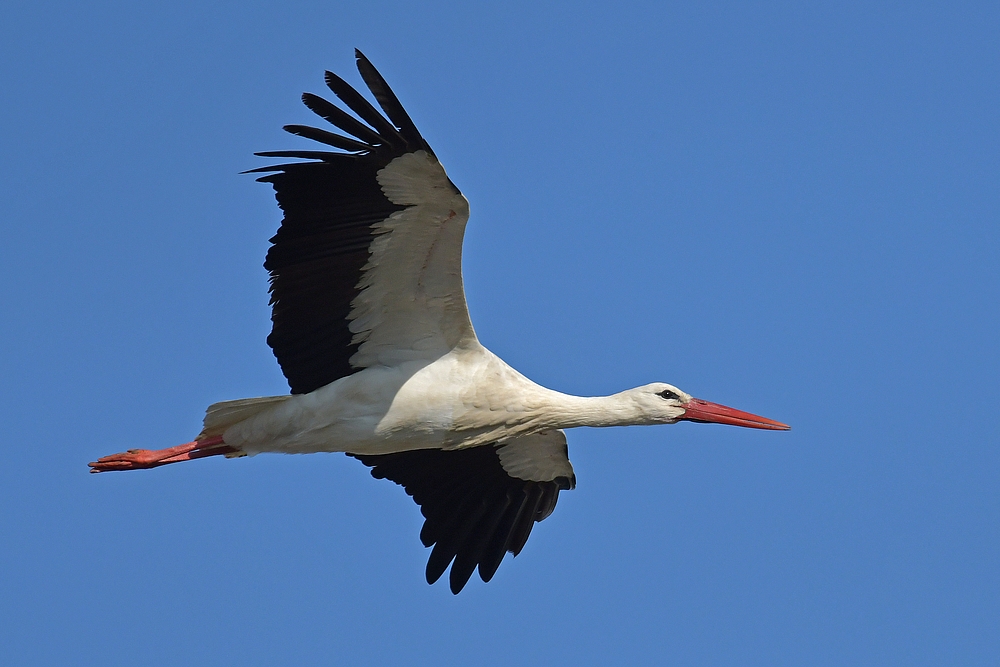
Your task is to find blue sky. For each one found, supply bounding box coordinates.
[1,1,998,665]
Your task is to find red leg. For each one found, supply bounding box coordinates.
[89,436,238,473]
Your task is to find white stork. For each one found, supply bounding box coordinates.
[91,50,789,593]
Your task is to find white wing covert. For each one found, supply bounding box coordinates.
[349,151,473,369]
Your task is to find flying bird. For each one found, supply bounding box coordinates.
[91,50,789,594]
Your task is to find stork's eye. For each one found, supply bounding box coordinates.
[657,389,680,400]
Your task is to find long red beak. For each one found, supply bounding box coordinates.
[681,398,790,430]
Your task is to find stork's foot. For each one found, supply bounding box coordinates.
[89,436,236,473]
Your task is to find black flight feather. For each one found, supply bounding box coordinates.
[300,92,386,146]
[252,150,344,162]
[323,70,407,151]
[354,49,433,156]
[349,445,567,594]
[282,124,371,153]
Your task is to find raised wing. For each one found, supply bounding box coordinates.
[250,50,474,394]
[350,431,576,594]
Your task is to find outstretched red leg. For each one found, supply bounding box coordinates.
[89,436,238,473]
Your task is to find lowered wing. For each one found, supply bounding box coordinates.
[350,431,576,594]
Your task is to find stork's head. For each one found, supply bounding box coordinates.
[632,383,790,430]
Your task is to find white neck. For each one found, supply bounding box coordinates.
[531,390,648,429]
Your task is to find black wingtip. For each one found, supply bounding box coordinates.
[353,49,377,76]
[450,572,470,595]
[425,550,451,586]
[351,50,433,157]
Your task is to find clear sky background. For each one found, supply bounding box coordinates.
[2,2,997,665]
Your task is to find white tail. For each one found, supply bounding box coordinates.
[197,395,291,440]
